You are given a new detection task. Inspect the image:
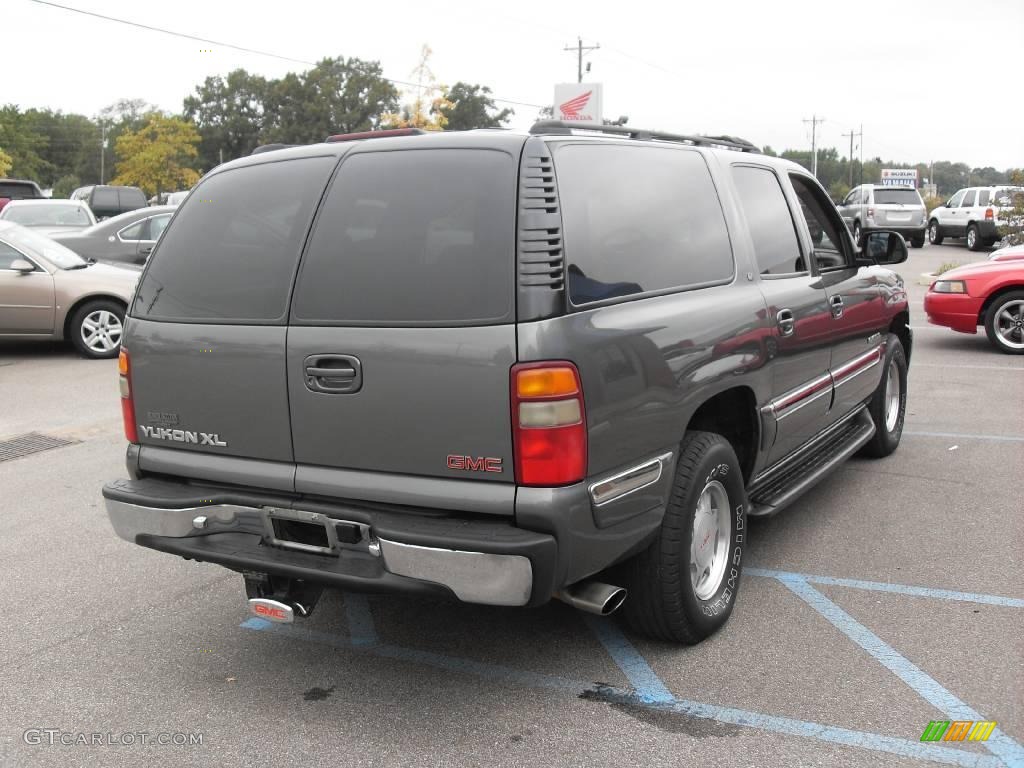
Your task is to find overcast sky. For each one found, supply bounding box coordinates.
[6,0,1023,169]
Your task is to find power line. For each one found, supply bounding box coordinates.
[23,0,546,109]
[563,37,601,84]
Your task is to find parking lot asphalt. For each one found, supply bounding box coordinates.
[1,240,1021,768]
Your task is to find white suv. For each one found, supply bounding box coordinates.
[927,186,1024,251]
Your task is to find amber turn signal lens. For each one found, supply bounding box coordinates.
[118,349,129,376]
[516,367,578,399]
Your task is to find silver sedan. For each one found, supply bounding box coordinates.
[51,205,176,265]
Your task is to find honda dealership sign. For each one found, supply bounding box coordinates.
[881,169,918,187]
[554,83,603,123]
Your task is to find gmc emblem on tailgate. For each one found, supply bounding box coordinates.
[447,455,503,473]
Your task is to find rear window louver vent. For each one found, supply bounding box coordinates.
[518,151,564,290]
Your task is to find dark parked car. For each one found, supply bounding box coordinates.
[0,178,45,212]
[102,123,911,644]
[70,185,147,220]
[52,206,175,265]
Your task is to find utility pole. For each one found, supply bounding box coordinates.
[841,126,863,188]
[859,123,864,186]
[563,36,600,83]
[803,115,825,178]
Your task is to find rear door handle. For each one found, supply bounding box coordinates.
[830,295,844,318]
[304,354,362,394]
[776,309,796,337]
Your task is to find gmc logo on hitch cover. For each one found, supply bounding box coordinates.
[447,455,503,473]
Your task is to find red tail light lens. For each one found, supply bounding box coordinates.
[511,362,586,486]
[118,349,137,443]
[985,208,994,220]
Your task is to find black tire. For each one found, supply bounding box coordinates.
[859,334,908,458]
[966,224,982,251]
[622,431,746,644]
[984,290,1024,355]
[910,235,925,249]
[928,220,944,245]
[852,221,862,247]
[68,299,125,359]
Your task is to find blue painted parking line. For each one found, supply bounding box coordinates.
[583,614,673,703]
[746,567,1024,609]
[902,430,1024,443]
[241,617,1005,767]
[344,594,379,646]
[778,574,1024,768]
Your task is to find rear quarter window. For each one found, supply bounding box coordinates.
[132,156,337,323]
[118,188,146,210]
[290,149,515,326]
[554,143,734,306]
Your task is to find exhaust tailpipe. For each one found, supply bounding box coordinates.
[556,581,627,616]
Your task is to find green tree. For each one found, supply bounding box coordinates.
[111,113,201,197]
[184,69,268,169]
[263,56,399,143]
[52,174,81,198]
[0,148,12,176]
[435,82,513,131]
[0,105,51,180]
[22,109,100,186]
[997,169,1024,246]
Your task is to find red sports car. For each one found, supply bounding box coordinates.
[924,259,1024,354]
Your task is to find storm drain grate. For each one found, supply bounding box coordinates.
[0,432,79,462]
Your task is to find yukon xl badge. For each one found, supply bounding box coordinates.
[447,455,502,473]
[139,425,228,447]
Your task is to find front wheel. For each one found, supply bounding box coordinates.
[928,220,944,245]
[622,431,746,644]
[852,222,862,246]
[910,235,925,249]
[69,299,125,359]
[984,291,1024,355]
[859,334,908,458]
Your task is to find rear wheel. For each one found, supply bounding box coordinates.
[859,334,907,458]
[69,299,125,359]
[984,291,1024,355]
[928,220,944,245]
[910,235,925,249]
[967,224,982,251]
[622,431,746,644]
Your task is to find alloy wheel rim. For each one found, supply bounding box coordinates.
[884,359,901,432]
[81,310,123,353]
[967,229,976,248]
[690,480,731,601]
[929,223,937,242]
[994,300,1024,350]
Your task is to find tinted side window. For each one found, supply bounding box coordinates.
[133,157,336,322]
[292,149,514,325]
[790,175,850,271]
[978,190,991,206]
[119,188,145,210]
[149,214,171,240]
[92,188,118,210]
[731,166,803,276]
[960,190,977,207]
[556,144,733,305]
[0,241,29,269]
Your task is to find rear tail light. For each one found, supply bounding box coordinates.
[511,362,586,486]
[985,208,994,220]
[118,349,137,443]
[867,207,875,219]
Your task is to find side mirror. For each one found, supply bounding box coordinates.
[10,259,35,273]
[860,231,908,265]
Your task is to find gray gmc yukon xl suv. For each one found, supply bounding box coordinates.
[104,122,912,644]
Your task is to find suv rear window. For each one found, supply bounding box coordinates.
[873,189,921,204]
[92,188,119,210]
[291,149,515,325]
[118,188,145,210]
[554,144,733,306]
[0,182,40,198]
[133,156,336,323]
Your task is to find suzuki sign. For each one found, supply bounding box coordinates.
[554,83,603,123]
[881,169,918,187]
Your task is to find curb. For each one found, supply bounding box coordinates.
[917,272,936,287]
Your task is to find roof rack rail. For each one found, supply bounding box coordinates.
[529,120,760,153]
[250,143,297,155]
[325,128,426,143]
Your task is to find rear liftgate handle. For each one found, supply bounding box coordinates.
[304,354,362,394]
